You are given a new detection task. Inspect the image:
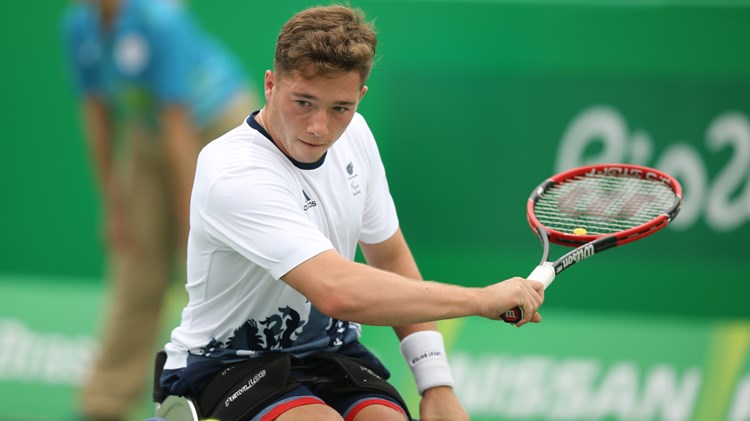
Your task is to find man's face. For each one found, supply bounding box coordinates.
[264,70,368,163]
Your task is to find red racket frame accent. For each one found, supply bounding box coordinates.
[526,164,682,248]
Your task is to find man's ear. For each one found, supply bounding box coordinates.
[264,70,275,102]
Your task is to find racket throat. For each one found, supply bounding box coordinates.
[527,264,555,289]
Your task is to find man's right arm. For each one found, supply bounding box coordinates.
[281,249,544,327]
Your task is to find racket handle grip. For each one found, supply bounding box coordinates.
[500,265,555,324]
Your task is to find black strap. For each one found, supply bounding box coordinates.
[186,351,412,420]
[308,352,412,420]
[198,353,298,421]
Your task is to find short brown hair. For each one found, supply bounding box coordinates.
[274,5,377,85]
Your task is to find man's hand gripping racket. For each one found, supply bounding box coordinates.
[501,163,682,324]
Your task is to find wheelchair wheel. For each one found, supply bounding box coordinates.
[155,395,200,421]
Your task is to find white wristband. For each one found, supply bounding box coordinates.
[399,330,455,395]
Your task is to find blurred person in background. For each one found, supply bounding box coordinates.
[61,0,259,419]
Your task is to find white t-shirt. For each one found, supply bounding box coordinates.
[164,112,399,369]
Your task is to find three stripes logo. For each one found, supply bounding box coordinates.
[303,190,317,211]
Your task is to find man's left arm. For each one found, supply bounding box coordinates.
[359,228,469,421]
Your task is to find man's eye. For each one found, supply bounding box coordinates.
[296,100,311,107]
[333,106,348,113]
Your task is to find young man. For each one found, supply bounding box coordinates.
[161,5,544,420]
[62,0,258,419]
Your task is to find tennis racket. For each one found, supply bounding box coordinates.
[501,163,682,324]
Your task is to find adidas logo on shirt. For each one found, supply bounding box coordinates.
[303,190,317,211]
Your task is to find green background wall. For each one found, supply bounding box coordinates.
[2,0,747,317]
[1,1,749,420]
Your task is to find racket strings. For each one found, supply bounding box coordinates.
[534,174,676,235]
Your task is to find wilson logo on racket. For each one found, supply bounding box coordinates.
[559,243,595,271]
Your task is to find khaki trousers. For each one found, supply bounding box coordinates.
[79,92,255,419]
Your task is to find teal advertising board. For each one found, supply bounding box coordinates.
[362,316,750,421]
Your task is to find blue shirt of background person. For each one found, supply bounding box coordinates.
[62,0,246,130]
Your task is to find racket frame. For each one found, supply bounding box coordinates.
[527,164,682,250]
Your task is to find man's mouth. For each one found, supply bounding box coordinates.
[299,139,325,148]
